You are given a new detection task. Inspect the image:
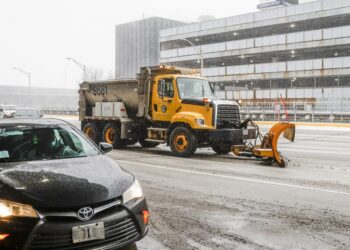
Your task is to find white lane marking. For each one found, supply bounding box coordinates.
[117,160,350,196]
[279,148,350,156]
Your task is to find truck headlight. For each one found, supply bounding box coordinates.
[122,179,144,204]
[0,199,38,218]
[196,118,205,126]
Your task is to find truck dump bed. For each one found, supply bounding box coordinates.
[80,79,139,118]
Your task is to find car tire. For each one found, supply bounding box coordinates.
[211,144,232,154]
[82,122,100,144]
[102,123,126,149]
[170,126,197,157]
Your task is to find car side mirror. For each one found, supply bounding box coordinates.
[39,114,43,118]
[99,142,113,153]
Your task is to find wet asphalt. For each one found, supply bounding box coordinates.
[62,117,350,249]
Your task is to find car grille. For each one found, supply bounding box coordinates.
[25,217,139,250]
[216,104,241,128]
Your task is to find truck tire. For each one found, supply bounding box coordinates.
[211,144,232,154]
[82,122,100,144]
[170,127,197,157]
[102,123,126,149]
[139,139,160,148]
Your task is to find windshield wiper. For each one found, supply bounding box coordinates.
[61,155,88,159]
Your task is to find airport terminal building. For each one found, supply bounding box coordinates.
[159,0,350,115]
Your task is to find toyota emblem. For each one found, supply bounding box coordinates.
[77,207,94,221]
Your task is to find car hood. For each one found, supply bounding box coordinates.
[0,155,134,208]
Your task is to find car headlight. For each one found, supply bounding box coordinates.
[196,118,205,126]
[0,199,38,218]
[122,179,144,204]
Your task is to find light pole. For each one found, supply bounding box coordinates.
[335,76,340,87]
[66,57,87,81]
[181,38,203,76]
[13,67,31,96]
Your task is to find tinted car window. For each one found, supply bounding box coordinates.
[0,125,101,163]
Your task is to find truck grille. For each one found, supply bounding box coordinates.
[216,104,241,129]
[25,217,139,250]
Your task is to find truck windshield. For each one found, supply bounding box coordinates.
[0,125,101,163]
[177,77,214,99]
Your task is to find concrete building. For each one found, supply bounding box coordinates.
[159,0,350,114]
[115,17,184,79]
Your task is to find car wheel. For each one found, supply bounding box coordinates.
[170,126,197,157]
[82,122,100,144]
[102,123,126,149]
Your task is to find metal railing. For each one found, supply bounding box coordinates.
[41,107,78,115]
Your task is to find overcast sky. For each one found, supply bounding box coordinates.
[0,0,315,89]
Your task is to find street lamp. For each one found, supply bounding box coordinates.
[291,77,297,88]
[13,67,31,96]
[66,57,87,81]
[181,38,203,76]
[335,76,340,87]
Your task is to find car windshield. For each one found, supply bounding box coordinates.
[16,109,39,118]
[0,125,101,163]
[177,77,214,99]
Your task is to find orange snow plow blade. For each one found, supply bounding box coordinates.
[232,121,295,168]
[253,123,295,167]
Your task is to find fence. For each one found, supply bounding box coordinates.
[41,107,78,115]
[215,87,350,123]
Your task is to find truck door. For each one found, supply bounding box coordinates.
[152,78,176,122]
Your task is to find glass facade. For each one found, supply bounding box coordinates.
[159,0,350,91]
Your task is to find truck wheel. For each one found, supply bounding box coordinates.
[82,122,100,144]
[211,144,232,154]
[102,123,126,149]
[139,139,160,148]
[170,127,197,157]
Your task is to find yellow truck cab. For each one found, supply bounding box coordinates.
[79,65,256,157]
